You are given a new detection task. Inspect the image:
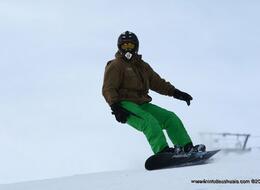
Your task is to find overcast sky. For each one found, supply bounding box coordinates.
[0,0,259,184]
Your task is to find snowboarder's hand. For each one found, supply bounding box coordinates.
[173,89,193,106]
[110,102,130,123]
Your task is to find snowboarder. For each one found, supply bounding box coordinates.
[102,31,205,155]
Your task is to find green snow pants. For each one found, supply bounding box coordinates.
[120,101,192,154]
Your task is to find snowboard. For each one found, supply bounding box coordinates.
[145,149,220,170]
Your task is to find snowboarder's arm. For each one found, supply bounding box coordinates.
[146,64,176,96]
[146,64,193,105]
[102,62,122,105]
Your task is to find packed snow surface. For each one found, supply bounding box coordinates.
[1,150,260,190]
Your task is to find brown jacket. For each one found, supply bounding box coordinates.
[102,52,176,105]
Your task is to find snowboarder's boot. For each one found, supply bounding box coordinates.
[184,142,206,153]
[193,144,206,152]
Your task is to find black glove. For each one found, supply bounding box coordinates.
[110,103,130,123]
[173,89,193,106]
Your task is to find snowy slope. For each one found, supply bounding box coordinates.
[1,150,260,190]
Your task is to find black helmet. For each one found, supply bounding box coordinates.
[117,31,139,60]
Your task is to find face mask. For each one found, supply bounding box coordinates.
[124,52,133,60]
[119,42,137,60]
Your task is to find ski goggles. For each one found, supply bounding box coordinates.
[120,42,136,51]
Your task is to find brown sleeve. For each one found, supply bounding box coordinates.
[102,61,122,105]
[146,63,176,96]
